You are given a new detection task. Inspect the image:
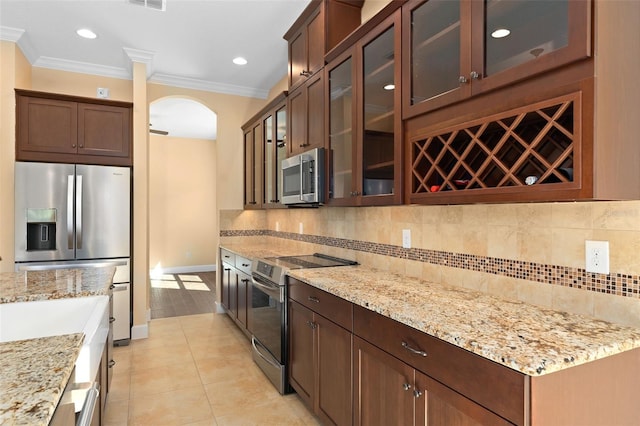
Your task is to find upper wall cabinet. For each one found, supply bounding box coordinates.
[326,9,403,206]
[284,0,363,92]
[16,90,133,166]
[287,72,325,156]
[402,0,591,118]
[242,92,288,210]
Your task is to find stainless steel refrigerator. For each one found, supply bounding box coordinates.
[14,161,131,342]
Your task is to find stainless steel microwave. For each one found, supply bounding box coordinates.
[280,147,325,206]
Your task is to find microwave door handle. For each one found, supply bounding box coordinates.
[67,175,74,249]
[299,155,304,201]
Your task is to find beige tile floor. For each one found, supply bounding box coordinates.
[105,313,321,425]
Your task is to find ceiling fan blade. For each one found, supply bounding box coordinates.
[149,129,169,135]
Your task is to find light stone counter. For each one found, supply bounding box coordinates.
[0,334,84,425]
[287,266,640,377]
[0,267,114,424]
[0,267,115,304]
[220,242,314,261]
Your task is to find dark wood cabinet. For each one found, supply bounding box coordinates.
[220,249,235,311]
[401,0,591,118]
[288,279,353,425]
[326,9,403,206]
[287,72,325,156]
[284,0,363,92]
[16,89,132,166]
[242,92,288,209]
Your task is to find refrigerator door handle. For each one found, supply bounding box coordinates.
[76,175,83,249]
[67,175,74,250]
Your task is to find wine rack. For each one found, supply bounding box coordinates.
[410,93,579,196]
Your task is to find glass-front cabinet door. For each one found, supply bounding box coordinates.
[328,55,355,204]
[403,0,590,118]
[262,103,287,207]
[328,10,402,206]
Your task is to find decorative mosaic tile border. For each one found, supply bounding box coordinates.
[220,229,640,298]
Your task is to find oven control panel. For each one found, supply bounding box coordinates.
[255,261,274,279]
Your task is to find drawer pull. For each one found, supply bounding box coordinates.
[402,341,427,357]
[308,296,320,303]
[402,383,411,391]
[224,255,230,258]
[242,263,250,267]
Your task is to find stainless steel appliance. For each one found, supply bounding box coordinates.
[281,147,325,206]
[250,253,357,394]
[14,161,132,342]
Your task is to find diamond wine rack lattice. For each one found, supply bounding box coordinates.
[410,93,579,195]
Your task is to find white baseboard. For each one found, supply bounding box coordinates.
[131,323,148,340]
[214,301,226,314]
[150,264,217,278]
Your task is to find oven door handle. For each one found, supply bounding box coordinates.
[252,337,282,370]
[251,275,284,302]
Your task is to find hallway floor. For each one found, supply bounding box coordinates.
[150,272,217,319]
[105,313,320,425]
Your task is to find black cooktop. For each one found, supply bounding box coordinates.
[265,253,358,270]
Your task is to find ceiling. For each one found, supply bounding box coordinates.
[0,0,312,99]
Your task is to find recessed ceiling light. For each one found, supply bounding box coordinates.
[383,84,395,91]
[233,57,248,65]
[76,28,97,39]
[491,28,510,39]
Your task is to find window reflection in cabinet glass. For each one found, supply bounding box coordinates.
[329,57,353,199]
[485,0,568,77]
[264,115,274,204]
[363,26,395,196]
[411,0,460,105]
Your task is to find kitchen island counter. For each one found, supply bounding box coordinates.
[0,333,83,425]
[0,266,115,304]
[287,265,640,377]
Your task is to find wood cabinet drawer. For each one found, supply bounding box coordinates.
[353,304,526,425]
[235,255,252,275]
[288,278,352,331]
[220,248,235,266]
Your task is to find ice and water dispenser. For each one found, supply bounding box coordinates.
[26,208,57,251]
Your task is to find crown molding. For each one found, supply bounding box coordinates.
[33,56,131,80]
[149,73,268,99]
[0,26,24,42]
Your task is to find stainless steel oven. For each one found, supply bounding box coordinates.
[250,254,357,394]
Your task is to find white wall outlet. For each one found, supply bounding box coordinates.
[96,87,110,98]
[585,240,610,274]
[299,222,304,234]
[402,229,411,249]
[275,221,280,231]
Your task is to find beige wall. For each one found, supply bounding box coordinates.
[149,134,217,270]
[0,41,31,271]
[30,68,132,101]
[361,0,392,23]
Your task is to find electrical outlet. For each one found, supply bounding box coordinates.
[402,229,411,249]
[299,222,304,234]
[585,240,609,274]
[275,221,280,231]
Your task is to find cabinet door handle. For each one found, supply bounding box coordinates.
[300,70,310,77]
[458,75,468,85]
[108,360,116,368]
[109,317,116,323]
[308,296,320,303]
[470,71,481,80]
[306,320,317,329]
[402,383,411,391]
[413,389,423,398]
[242,263,250,267]
[402,341,428,357]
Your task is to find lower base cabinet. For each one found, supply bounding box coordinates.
[353,337,510,426]
[288,297,352,425]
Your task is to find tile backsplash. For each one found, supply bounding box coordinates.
[220,201,640,328]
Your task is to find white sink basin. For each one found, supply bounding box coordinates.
[0,296,110,383]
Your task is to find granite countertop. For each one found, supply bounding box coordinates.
[0,333,84,425]
[0,267,115,424]
[0,266,115,304]
[218,243,640,377]
[221,242,313,261]
[288,266,640,377]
